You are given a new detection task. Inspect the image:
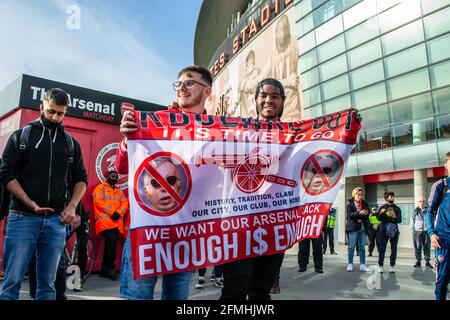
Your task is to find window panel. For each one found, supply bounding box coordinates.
[376,0,402,12]
[298,13,314,37]
[317,34,346,62]
[352,83,387,110]
[430,60,450,89]
[436,114,450,139]
[433,87,450,114]
[359,105,390,131]
[322,74,350,100]
[303,105,323,119]
[423,6,450,39]
[313,0,343,26]
[348,38,382,69]
[323,94,351,113]
[302,85,322,107]
[384,44,427,78]
[298,0,313,18]
[315,14,344,45]
[358,127,392,152]
[381,20,424,55]
[343,0,377,30]
[300,49,318,73]
[387,68,430,101]
[412,118,436,144]
[392,123,413,147]
[345,16,379,49]
[427,33,450,64]
[350,60,385,90]
[298,30,316,55]
[421,0,450,14]
[389,93,433,124]
[302,67,320,89]
[319,54,347,81]
[378,0,421,34]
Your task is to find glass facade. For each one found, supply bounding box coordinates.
[295,0,450,176]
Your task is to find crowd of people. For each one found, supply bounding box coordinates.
[0,65,448,301]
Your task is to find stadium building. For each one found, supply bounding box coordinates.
[194,0,450,247]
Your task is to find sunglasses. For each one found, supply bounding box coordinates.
[150,176,178,189]
[311,167,333,175]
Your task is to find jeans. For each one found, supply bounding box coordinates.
[348,229,366,265]
[28,248,67,300]
[0,212,66,300]
[120,235,193,300]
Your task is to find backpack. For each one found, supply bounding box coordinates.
[386,222,398,239]
[0,159,11,220]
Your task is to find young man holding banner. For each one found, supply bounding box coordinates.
[220,78,287,300]
[115,65,212,300]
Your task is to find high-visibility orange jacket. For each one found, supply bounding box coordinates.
[92,181,129,236]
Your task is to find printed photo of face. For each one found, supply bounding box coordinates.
[143,159,181,212]
[302,154,340,195]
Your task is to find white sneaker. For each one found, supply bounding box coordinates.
[360,264,370,272]
[389,266,395,273]
[346,264,353,272]
[377,266,384,273]
[195,276,205,289]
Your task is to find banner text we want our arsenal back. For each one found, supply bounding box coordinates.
[127,109,361,278]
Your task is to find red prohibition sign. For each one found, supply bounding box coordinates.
[301,149,344,196]
[133,152,192,217]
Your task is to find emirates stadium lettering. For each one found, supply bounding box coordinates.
[30,85,116,122]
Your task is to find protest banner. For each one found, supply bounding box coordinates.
[127,108,361,278]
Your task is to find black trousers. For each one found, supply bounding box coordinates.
[322,228,335,253]
[75,224,89,279]
[101,228,119,271]
[198,265,224,278]
[378,233,399,267]
[220,253,284,301]
[298,235,323,269]
[368,227,382,255]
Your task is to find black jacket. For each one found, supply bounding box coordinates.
[0,120,88,215]
[376,203,402,235]
[345,198,369,234]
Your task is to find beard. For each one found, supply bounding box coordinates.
[178,92,203,109]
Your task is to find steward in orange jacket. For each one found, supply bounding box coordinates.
[92,169,129,280]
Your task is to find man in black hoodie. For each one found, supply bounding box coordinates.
[0,88,87,300]
[377,191,402,273]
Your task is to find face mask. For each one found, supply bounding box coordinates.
[41,114,60,129]
[107,178,118,186]
[387,200,394,204]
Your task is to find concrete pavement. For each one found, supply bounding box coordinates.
[8,243,439,300]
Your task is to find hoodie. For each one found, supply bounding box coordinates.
[0,119,87,215]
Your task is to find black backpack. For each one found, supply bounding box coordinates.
[0,125,75,219]
[0,158,11,221]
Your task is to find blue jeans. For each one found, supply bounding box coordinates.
[348,229,366,265]
[0,212,66,300]
[120,235,193,300]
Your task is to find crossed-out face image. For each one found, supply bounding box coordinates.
[302,152,342,195]
[142,157,182,213]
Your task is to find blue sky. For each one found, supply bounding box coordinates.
[0,0,203,105]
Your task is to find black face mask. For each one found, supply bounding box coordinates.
[107,178,118,186]
[387,200,394,204]
[41,114,61,129]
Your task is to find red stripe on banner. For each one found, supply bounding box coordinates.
[130,203,331,278]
